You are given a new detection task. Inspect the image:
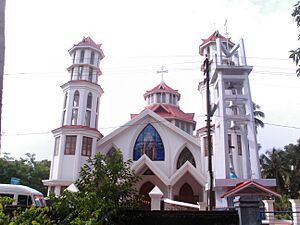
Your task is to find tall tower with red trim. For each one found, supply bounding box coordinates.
[43,37,104,195]
[198,31,269,207]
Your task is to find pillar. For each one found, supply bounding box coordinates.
[262,199,275,222]
[149,186,163,211]
[289,199,300,224]
[234,196,261,225]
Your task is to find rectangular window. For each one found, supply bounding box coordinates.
[82,136,93,157]
[237,135,242,155]
[88,67,93,81]
[85,110,91,127]
[228,134,232,148]
[72,52,76,64]
[186,124,191,134]
[62,110,66,126]
[18,195,31,206]
[71,109,78,125]
[162,93,166,103]
[64,135,77,155]
[157,93,161,103]
[90,51,95,65]
[71,68,74,80]
[96,98,99,112]
[95,114,98,128]
[54,136,60,156]
[78,66,83,79]
[80,50,85,63]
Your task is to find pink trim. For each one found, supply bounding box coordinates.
[52,125,103,137]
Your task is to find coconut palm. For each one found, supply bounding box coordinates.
[253,102,265,129]
[260,148,289,194]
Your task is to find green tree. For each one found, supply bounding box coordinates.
[290,1,300,76]
[260,148,289,194]
[10,150,141,225]
[282,139,300,198]
[0,153,50,195]
[253,102,265,130]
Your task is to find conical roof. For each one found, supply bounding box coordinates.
[144,82,180,100]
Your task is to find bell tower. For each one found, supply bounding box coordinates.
[198,31,261,207]
[43,37,104,195]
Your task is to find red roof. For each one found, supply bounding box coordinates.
[73,37,102,50]
[199,31,234,55]
[200,31,229,46]
[146,104,195,124]
[144,82,180,99]
[221,180,281,198]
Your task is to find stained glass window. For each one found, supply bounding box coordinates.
[133,124,164,161]
[176,147,196,169]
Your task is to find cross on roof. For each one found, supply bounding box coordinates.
[157,65,168,83]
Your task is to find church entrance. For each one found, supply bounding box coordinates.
[139,181,155,209]
[178,183,195,204]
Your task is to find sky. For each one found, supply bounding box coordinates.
[1,0,300,160]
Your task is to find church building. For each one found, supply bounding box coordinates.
[43,32,275,208]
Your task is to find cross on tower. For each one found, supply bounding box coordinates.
[224,19,230,50]
[157,65,168,83]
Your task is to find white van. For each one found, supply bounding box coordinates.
[0,184,46,207]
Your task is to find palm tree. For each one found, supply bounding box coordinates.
[253,102,265,129]
[260,148,289,194]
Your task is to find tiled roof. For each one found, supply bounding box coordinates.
[144,82,180,99]
[199,31,232,47]
[146,104,195,123]
[221,180,281,198]
[73,37,102,50]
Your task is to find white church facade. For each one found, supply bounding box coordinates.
[43,32,275,208]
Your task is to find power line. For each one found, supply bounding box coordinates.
[3,116,300,137]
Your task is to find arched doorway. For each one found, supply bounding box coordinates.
[139,181,155,209]
[178,183,195,204]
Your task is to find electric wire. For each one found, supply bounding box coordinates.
[3,115,300,137]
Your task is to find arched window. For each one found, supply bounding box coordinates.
[133,124,164,161]
[176,147,196,169]
[179,183,194,204]
[73,91,80,107]
[139,182,155,204]
[107,147,117,157]
[90,51,95,64]
[63,93,68,109]
[86,93,92,109]
[80,50,85,63]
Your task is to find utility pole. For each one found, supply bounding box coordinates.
[203,55,215,210]
[0,0,6,154]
